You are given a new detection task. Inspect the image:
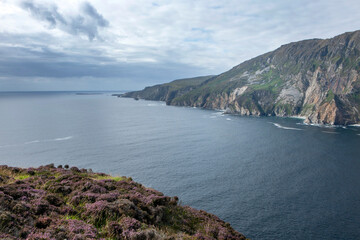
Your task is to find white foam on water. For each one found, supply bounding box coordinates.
[0,144,18,148]
[322,131,339,134]
[54,136,73,141]
[301,122,351,129]
[270,122,302,131]
[226,118,231,121]
[212,111,223,116]
[0,136,73,148]
[289,116,307,120]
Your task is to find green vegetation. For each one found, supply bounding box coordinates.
[275,103,293,115]
[301,104,315,115]
[331,55,341,64]
[14,174,31,180]
[311,60,321,71]
[250,69,283,94]
[301,104,315,114]
[350,91,360,106]
[91,175,127,182]
[286,62,303,74]
[163,75,214,90]
[325,90,335,102]
[64,214,81,220]
[122,75,214,104]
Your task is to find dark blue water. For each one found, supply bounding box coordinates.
[1,92,360,239]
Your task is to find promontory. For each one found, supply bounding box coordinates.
[121,30,360,126]
[0,165,247,240]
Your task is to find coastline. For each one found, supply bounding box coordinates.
[119,95,360,128]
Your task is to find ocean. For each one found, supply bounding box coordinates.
[0,92,359,239]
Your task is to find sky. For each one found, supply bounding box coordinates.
[0,0,360,91]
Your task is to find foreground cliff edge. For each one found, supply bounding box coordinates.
[120,30,360,126]
[0,165,247,240]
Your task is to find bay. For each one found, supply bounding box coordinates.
[0,92,359,239]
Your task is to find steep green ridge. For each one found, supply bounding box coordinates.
[0,165,247,240]
[124,30,360,125]
[120,75,214,104]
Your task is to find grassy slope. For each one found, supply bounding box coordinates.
[121,75,214,102]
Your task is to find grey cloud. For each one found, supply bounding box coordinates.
[81,2,109,27]
[20,1,66,27]
[20,0,109,41]
[0,43,208,88]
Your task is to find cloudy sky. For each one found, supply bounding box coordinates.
[0,0,360,91]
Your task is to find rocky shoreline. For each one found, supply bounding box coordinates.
[120,30,360,126]
[0,165,247,240]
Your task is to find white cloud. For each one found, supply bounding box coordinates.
[0,0,360,90]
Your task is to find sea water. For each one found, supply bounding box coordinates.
[0,92,359,239]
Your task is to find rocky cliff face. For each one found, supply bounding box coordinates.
[124,30,360,125]
[0,165,246,240]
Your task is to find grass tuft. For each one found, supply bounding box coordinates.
[92,175,127,182]
[14,174,31,180]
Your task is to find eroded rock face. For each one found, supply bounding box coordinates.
[0,165,247,240]
[124,30,360,125]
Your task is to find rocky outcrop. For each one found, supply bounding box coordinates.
[0,165,247,240]
[124,30,360,125]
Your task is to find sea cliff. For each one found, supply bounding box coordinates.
[122,30,360,126]
[0,165,246,240]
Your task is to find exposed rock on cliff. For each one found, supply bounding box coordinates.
[123,30,360,125]
[0,165,246,240]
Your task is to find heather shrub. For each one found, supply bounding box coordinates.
[0,165,247,240]
[107,221,123,238]
[26,232,55,240]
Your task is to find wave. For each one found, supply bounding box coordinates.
[147,103,165,107]
[0,136,73,148]
[270,122,302,131]
[212,111,224,116]
[54,136,73,141]
[0,144,17,148]
[289,116,307,120]
[299,122,349,129]
[25,140,40,144]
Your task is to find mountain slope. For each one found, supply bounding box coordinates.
[121,75,214,104]
[125,30,360,125]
